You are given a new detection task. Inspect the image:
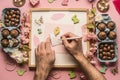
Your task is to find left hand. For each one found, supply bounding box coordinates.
[35,38,55,70]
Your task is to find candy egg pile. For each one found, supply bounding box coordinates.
[0,8,21,53]
[99,43,115,60]
[96,15,118,62]
[96,21,117,41]
[3,8,20,27]
[97,42,118,62]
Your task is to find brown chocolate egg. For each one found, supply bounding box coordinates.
[110,44,114,49]
[11,22,15,26]
[8,15,12,19]
[16,10,20,15]
[97,22,106,31]
[10,10,15,15]
[102,52,107,56]
[6,11,10,15]
[103,47,107,52]
[2,29,10,38]
[104,44,108,47]
[99,53,103,58]
[107,52,111,57]
[5,22,10,27]
[16,15,20,19]
[111,53,115,58]
[1,39,9,47]
[108,31,116,40]
[100,44,104,48]
[10,29,19,38]
[5,19,9,23]
[110,50,114,53]
[107,46,111,51]
[12,14,16,18]
[11,18,15,21]
[5,14,8,19]
[107,57,112,60]
[15,23,18,26]
[99,49,103,52]
[107,21,115,30]
[102,56,107,60]
[98,31,107,40]
[15,19,19,23]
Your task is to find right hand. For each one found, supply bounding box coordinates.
[61,32,83,57]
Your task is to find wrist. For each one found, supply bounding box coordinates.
[74,52,86,63]
[35,64,52,80]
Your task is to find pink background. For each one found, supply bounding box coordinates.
[0,0,120,80]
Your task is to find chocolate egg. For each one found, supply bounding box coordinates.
[107,46,111,51]
[102,56,107,60]
[103,52,107,56]
[103,47,107,52]
[110,44,114,49]
[10,29,19,38]
[12,14,16,18]
[107,52,111,57]
[100,44,104,48]
[5,22,10,27]
[107,57,112,60]
[15,19,19,23]
[16,10,20,14]
[110,50,114,53]
[16,15,20,19]
[8,15,12,19]
[15,23,18,26]
[5,19,9,23]
[2,29,10,38]
[11,18,15,21]
[6,11,10,15]
[104,44,108,47]
[10,11,14,15]
[107,21,115,30]
[11,22,15,26]
[1,38,9,47]
[99,53,103,58]
[97,22,106,31]
[108,31,116,40]
[99,49,103,52]
[98,31,107,40]
[5,14,8,19]
[111,53,115,58]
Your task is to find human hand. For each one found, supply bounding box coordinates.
[61,32,83,57]
[35,38,55,71]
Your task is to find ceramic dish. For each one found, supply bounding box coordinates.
[97,41,118,62]
[0,27,21,53]
[2,8,21,27]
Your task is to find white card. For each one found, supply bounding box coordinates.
[50,33,62,46]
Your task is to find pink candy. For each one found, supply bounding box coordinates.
[61,0,69,6]
[29,0,40,7]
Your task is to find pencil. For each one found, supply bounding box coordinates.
[66,36,82,40]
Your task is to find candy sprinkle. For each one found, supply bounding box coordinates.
[99,65,107,74]
[68,70,76,79]
[16,69,26,76]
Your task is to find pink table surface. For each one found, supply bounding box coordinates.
[0,0,120,80]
